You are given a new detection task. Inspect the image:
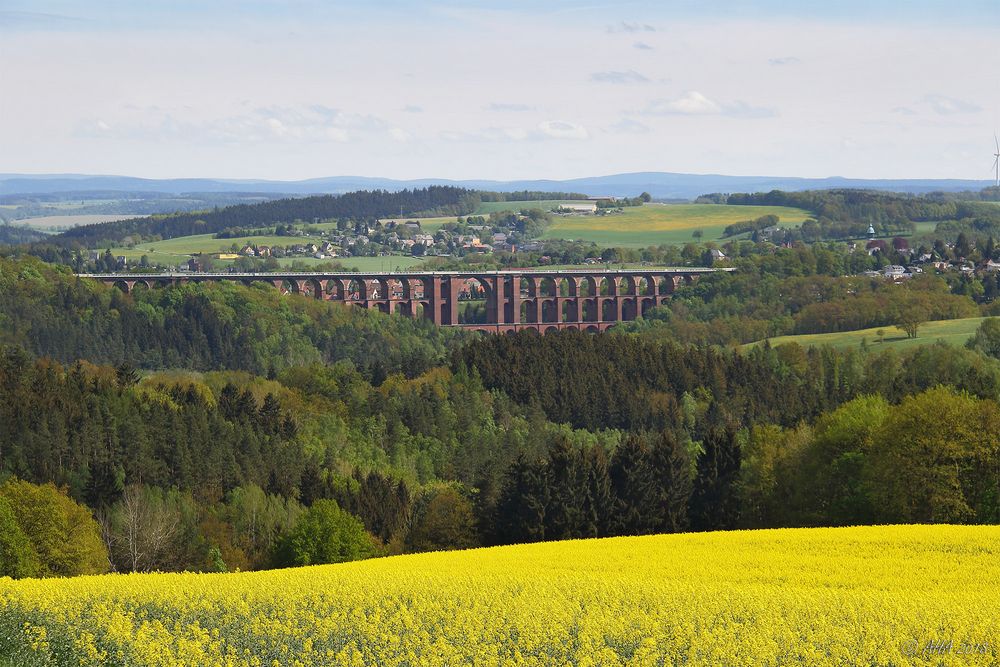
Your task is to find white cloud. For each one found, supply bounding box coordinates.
[401,105,423,113]
[641,91,776,119]
[607,118,651,134]
[538,120,588,140]
[389,127,410,142]
[922,94,981,115]
[645,91,721,115]
[590,70,649,84]
[75,105,385,144]
[485,102,535,112]
[607,21,655,33]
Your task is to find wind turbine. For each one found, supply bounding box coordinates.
[994,134,1000,187]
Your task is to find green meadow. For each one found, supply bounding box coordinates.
[744,317,987,352]
[541,203,813,247]
[111,233,427,272]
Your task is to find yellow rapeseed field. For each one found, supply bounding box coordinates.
[1,525,998,666]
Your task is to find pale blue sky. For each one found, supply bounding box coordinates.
[2,1,999,180]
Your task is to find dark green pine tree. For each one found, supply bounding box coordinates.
[494,455,550,544]
[609,434,657,536]
[544,438,586,540]
[580,445,614,538]
[689,425,742,531]
[648,430,693,533]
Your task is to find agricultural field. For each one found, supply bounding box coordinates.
[1,525,997,666]
[541,203,813,247]
[746,316,987,352]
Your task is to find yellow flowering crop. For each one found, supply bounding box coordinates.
[1,525,998,666]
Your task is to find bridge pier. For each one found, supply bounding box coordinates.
[86,268,728,333]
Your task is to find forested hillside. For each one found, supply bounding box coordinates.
[5,253,1000,577]
[54,186,482,246]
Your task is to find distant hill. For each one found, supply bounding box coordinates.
[1,172,993,200]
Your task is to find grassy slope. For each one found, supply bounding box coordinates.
[2,526,998,665]
[542,203,813,247]
[745,316,987,352]
[111,233,427,271]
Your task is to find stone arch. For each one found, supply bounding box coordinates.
[582,298,599,322]
[346,278,365,300]
[657,276,677,295]
[302,279,323,299]
[544,325,559,334]
[541,298,559,323]
[618,276,636,295]
[602,298,618,322]
[558,278,577,297]
[622,298,638,321]
[279,279,299,295]
[599,277,616,296]
[585,325,600,333]
[538,277,557,297]
[112,279,130,293]
[325,279,344,300]
[520,276,538,298]
[578,276,597,297]
[130,280,150,293]
[561,299,577,323]
[637,275,655,296]
[520,299,538,323]
[640,297,656,317]
[458,276,492,324]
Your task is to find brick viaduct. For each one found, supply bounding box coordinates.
[86,268,729,333]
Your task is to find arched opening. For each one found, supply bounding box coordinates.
[622,298,638,321]
[599,277,615,296]
[558,278,574,297]
[582,298,599,322]
[640,297,656,317]
[538,277,557,297]
[585,325,600,333]
[347,279,365,301]
[377,302,390,314]
[279,280,299,296]
[520,300,537,323]
[637,276,654,296]
[113,280,130,293]
[618,277,635,296]
[602,299,618,321]
[561,300,577,323]
[541,298,559,323]
[414,302,427,320]
[579,277,596,297]
[130,280,150,294]
[657,276,675,296]
[301,279,322,299]
[412,278,430,300]
[325,280,344,300]
[377,278,392,301]
[458,277,491,324]
[544,326,559,334]
[520,277,537,298]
